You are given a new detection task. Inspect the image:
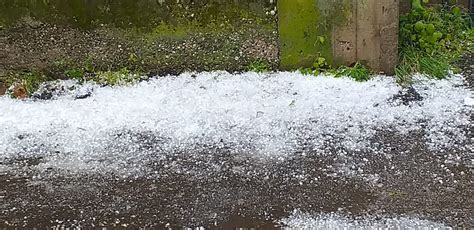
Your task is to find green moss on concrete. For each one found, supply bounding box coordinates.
[278,0,353,70]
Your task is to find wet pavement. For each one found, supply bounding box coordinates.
[1,130,472,228]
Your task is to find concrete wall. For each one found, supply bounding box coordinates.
[0,0,401,84]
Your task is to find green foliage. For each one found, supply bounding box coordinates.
[7,70,51,97]
[63,57,96,80]
[64,68,84,79]
[300,57,372,82]
[396,47,451,85]
[90,68,140,86]
[7,57,144,98]
[317,36,326,44]
[63,58,141,86]
[247,59,270,73]
[22,71,48,96]
[400,3,471,54]
[333,62,372,82]
[397,0,473,84]
[299,57,329,76]
[7,66,141,98]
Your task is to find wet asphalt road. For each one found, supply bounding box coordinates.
[1,129,472,228]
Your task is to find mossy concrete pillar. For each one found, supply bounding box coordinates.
[278,0,399,75]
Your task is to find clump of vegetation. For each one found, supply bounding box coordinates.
[5,70,52,98]
[63,57,95,80]
[299,57,330,76]
[21,71,48,95]
[332,62,372,82]
[66,67,142,86]
[63,57,143,86]
[90,68,142,86]
[247,59,270,73]
[396,0,473,84]
[300,56,372,82]
[5,59,143,98]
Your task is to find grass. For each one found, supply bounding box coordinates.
[395,47,452,85]
[22,72,47,96]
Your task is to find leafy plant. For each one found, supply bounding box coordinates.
[396,0,473,84]
[299,57,329,76]
[65,63,140,86]
[63,57,96,81]
[64,68,85,79]
[90,67,141,86]
[333,62,372,82]
[7,70,51,97]
[247,59,270,73]
[300,57,372,82]
[22,71,48,96]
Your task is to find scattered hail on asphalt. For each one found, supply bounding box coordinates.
[280,211,451,229]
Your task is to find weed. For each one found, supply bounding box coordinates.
[247,59,270,73]
[22,71,46,95]
[83,57,96,73]
[396,47,451,84]
[418,55,451,79]
[6,55,145,98]
[333,62,372,82]
[64,68,85,79]
[62,57,143,86]
[300,57,372,82]
[62,57,97,81]
[299,57,329,76]
[7,70,51,97]
[90,67,140,86]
